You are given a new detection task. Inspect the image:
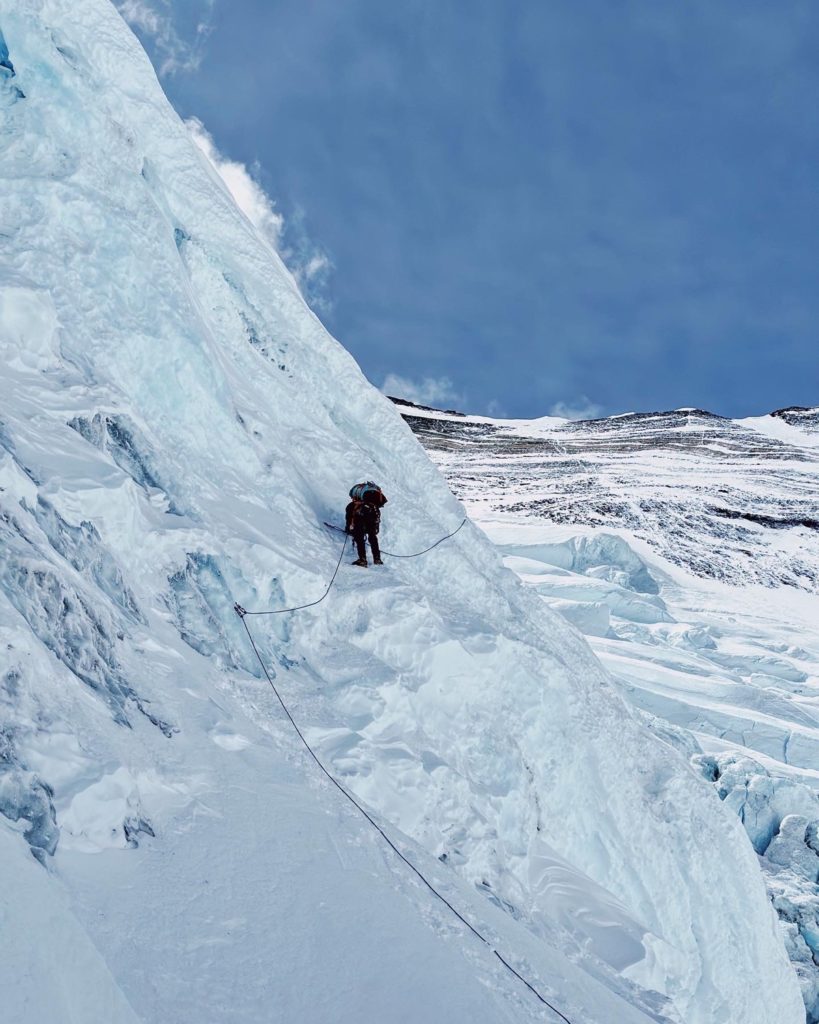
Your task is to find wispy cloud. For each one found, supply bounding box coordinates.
[186,118,333,312]
[116,0,215,76]
[278,205,334,315]
[549,396,603,420]
[381,373,465,410]
[187,117,284,244]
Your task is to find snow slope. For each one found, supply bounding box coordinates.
[403,400,819,1018]
[739,408,819,450]
[0,4,804,1022]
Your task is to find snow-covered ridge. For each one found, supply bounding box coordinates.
[772,407,819,433]
[0,4,805,1021]
[739,407,819,450]
[401,398,819,1018]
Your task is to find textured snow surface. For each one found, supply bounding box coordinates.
[404,400,819,1019]
[0,3,805,1022]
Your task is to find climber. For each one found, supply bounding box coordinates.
[346,481,388,567]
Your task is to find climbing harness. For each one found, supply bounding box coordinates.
[232,518,575,1022]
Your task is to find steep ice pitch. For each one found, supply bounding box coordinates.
[0,3,804,1022]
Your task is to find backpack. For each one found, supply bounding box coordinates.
[349,480,384,505]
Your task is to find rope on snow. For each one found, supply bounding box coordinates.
[235,517,468,618]
[232,514,574,1022]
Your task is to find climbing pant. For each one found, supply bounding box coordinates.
[353,519,380,563]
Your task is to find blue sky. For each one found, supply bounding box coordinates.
[122,0,818,418]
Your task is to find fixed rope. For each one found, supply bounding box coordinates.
[236,517,468,618]
[380,516,467,557]
[236,534,349,618]
[232,526,575,1021]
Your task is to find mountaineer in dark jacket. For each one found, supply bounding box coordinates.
[346,481,388,567]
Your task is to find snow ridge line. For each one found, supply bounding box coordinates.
[235,608,573,1023]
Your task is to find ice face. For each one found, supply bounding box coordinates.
[0,733,58,863]
[68,413,184,515]
[0,3,805,1023]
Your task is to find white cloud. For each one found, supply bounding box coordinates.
[548,396,604,420]
[278,205,334,315]
[120,6,333,310]
[381,374,465,410]
[186,118,284,245]
[116,0,215,76]
[185,119,333,313]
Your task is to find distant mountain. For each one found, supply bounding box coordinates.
[395,401,819,590]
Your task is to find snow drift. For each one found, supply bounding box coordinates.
[0,2,804,1022]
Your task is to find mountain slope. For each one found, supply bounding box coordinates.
[403,405,819,589]
[400,398,819,1017]
[0,4,804,1022]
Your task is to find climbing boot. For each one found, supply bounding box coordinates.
[373,558,383,565]
[352,558,368,568]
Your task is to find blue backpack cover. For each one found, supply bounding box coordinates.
[349,481,380,502]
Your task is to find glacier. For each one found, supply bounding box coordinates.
[0,2,805,1022]
[403,399,819,1019]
